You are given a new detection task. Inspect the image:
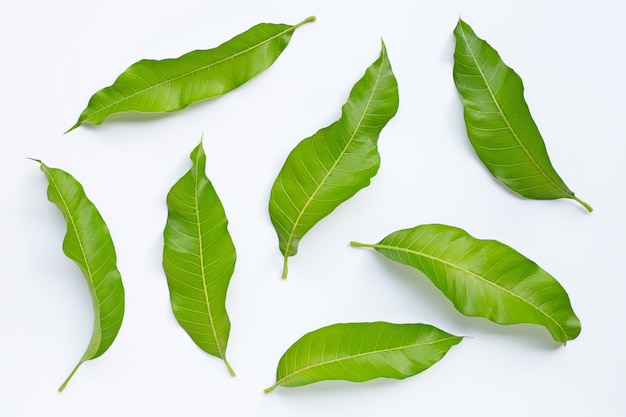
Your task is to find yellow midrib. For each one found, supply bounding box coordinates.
[47,169,102,355]
[192,150,225,361]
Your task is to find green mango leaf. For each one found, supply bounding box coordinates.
[33,160,125,392]
[452,19,592,212]
[352,224,581,344]
[163,139,236,375]
[67,16,315,132]
[264,322,462,393]
[269,41,399,278]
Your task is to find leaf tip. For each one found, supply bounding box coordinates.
[455,17,472,35]
[64,120,82,134]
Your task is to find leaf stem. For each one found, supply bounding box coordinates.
[294,16,316,29]
[572,196,593,212]
[264,382,279,394]
[350,241,376,248]
[282,254,289,279]
[58,360,83,392]
[224,358,236,377]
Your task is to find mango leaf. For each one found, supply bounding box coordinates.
[67,16,315,132]
[264,322,462,393]
[33,160,125,392]
[269,41,399,278]
[453,19,592,212]
[163,140,236,375]
[351,224,581,344]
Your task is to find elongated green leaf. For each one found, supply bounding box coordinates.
[67,16,315,132]
[264,322,461,393]
[453,19,591,211]
[352,224,581,343]
[269,41,399,278]
[34,160,125,392]
[163,140,236,375]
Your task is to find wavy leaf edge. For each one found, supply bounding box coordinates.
[162,139,237,376]
[269,40,399,278]
[67,16,316,132]
[32,158,125,392]
[264,321,463,393]
[453,18,591,212]
[351,223,581,344]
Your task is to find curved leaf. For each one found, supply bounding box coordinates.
[163,140,236,375]
[351,224,581,343]
[264,322,462,393]
[269,41,399,278]
[453,19,591,211]
[34,160,125,392]
[68,16,315,131]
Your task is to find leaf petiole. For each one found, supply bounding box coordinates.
[58,360,84,392]
[573,196,593,212]
[350,241,376,248]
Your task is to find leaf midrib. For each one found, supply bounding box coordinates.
[281,52,386,271]
[45,168,104,389]
[372,241,566,339]
[47,171,100,336]
[86,23,298,121]
[273,335,459,388]
[457,23,568,197]
[192,150,225,363]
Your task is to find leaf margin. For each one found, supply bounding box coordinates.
[31,158,125,392]
[162,138,237,376]
[264,321,463,393]
[351,223,581,344]
[67,16,316,132]
[452,18,592,212]
[268,39,399,278]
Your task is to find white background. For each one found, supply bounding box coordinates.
[1,0,624,415]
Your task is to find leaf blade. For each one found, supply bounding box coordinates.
[68,16,315,131]
[452,19,591,211]
[269,41,399,277]
[265,322,462,392]
[352,224,581,343]
[35,160,125,392]
[163,140,236,375]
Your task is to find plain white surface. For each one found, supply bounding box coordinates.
[1,0,624,415]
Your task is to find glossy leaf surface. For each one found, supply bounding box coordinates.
[264,322,462,393]
[453,19,591,211]
[163,140,236,375]
[35,161,125,392]
[269,41,399,278]
[352,224,581,343]
[68,16,315,131]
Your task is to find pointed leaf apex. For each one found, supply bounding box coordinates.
[65,119,82,134]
